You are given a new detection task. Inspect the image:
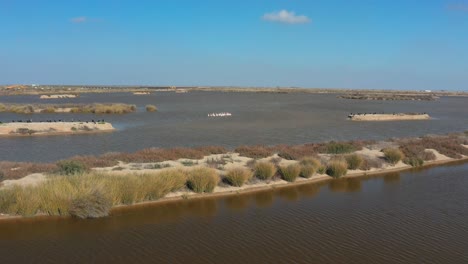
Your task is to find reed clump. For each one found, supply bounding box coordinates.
[186,167,219,193]
[224,167,253,187]
[145,104,157,112]
[298,157,321,178]
[345,154,364,170]
[279,164,301,182]
[326,159,348,178]
[254,162,276,180]
[0,169,189,217]
[383,148,404,165]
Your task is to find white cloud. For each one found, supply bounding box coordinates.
[262,10,311,24]
[70,16,87,23]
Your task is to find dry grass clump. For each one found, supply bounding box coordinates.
[0,169,189,217]
[298,157,321,178]
[75,103,137,114]
[224,167,253,187]
[345,154,364,170]
[234,145,275,159]
[145,104,158,112]
[383,148,404,165]
[326,159,348,178]
[186,167,219,193]
[69,190,112,219]
[279,164,301,182]
[254,162,276,180]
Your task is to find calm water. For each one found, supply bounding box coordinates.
[0,162,467,263]
[0,92,467,162]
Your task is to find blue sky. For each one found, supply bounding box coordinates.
[1,0,467,90]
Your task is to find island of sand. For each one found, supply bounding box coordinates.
[40,94,77,99]
[349,113,430,121]
[0,122,115,136]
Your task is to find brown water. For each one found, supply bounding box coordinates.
[1,162,467,263]
[0,92,467,162]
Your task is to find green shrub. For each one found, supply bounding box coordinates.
[326,142,356,154]
[69,190,112,219]
[186,167,219,193]
[326,159,348,178]
[56,160,88,175]
[146,104,158,112]
[383,148,404,165]
[317,166,326,174]
[278,164,300,182]
[254,162,276,180]
[345,154,363,170]
[224,167,252,187]
[404,157,424,167]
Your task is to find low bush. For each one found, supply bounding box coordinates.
[145,104,157,112]
[279,164,301,182]
[235,145,274,159]
[56,160,88,175]
[224,167,253,187]
[254,162,276,180]
[186,167,219,193]
[69,190,112,219]
[324,141,359,154]
[345,154,364,170]
[0,162,57,181]
[383,148,404,165]
[298,156,320,178]
[326,159,348,178]
[404,157,424,167]
[359,157,384,170]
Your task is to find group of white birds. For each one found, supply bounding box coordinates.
[207,112,232,117]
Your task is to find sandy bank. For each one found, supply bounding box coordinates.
[40,94,77,99]
[350,113,430,121]
[0,122,115,136]
[133,92,151,95]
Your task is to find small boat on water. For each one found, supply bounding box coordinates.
[207,112,232,117]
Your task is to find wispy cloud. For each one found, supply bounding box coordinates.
[262,10,311,24]
[447,3,468,12]
[70,16,88,23]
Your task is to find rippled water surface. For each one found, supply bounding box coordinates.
[0,92,467,162]
[1,162,467,263]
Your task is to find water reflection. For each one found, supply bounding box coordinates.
[384,172,401,183]
[328,177,362,193]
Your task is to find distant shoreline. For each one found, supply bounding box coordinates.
[1,86,467,97]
